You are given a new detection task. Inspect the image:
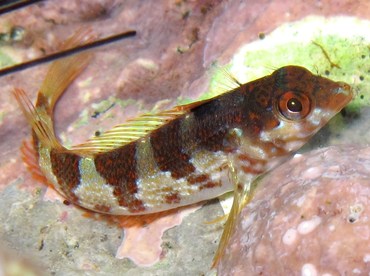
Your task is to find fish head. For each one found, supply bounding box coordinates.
[253,66,353,153]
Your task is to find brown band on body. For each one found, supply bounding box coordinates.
[150,119,196,179]
[190,92,245,153]
[94,142,145,213]
[50,149,81,203]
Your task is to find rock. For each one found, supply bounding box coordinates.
[218,146,370,275]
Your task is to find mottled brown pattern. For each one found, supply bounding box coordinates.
[50,149,81,203]
[241,165,264,175]
[238,154,267,165]
[150,119,196,179]
[189,91,246,153]
[94,204,111,213]
[187,174,210,185]
[199,181,221,190]
[165,192,181,204]
[94,142,145,213]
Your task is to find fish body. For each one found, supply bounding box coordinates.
[14,33,353,216]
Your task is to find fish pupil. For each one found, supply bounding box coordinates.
[287,98,302,112]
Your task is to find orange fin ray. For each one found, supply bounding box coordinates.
[13,88,61,149]
[20,139,50,185]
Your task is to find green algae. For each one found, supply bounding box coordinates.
[0,49,15,68]
[206,16,370,112]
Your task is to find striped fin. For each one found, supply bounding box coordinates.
[13,88,61,149]
[71,100,212,154]
[14,30,95,151]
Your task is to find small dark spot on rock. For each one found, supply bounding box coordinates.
[163,242,173,249]
[63,200,71,206]
[177,47,185,54]
[39,239,44,251]
[361,54,366,59]
[182,10,190,20]
[95,130,101,137]
[258,32,265,40]
[348,216,356,223]
[92,111,100,118]
[359,75,364,81]
[324,70,330,76]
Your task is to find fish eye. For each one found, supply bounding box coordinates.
[278,91,311,120]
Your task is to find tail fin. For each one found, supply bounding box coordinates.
[13,88,61,149]
[14,29,94,149]
[37,29,94,110]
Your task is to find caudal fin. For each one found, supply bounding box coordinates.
[14,29,94,149]
[13,88,61,149]
[37,29,94,110]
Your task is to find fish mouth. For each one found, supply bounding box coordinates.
[299,82,352,138]
[329,81,353,112]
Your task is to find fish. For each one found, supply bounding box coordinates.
[13,31,352,265]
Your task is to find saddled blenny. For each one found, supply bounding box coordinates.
[11,28,352,267]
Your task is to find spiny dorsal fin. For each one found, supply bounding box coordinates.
[71,99,212,154]
[207,65,242,98]
[13,88,62,149]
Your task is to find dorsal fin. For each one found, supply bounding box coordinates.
[205,65,242,99]
[70,66,243,155]
[71,99,212,154]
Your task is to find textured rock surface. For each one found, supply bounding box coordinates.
[218,146,370,275]
[0,0,369,275]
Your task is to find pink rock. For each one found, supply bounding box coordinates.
[218,146,370,275]
[116,205,201,267]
